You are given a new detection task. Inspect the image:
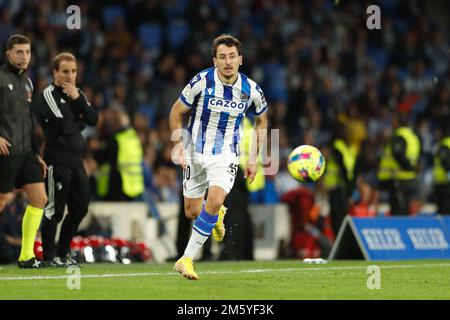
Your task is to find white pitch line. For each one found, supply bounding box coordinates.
[1,263,449,281]
[0,272,174,281]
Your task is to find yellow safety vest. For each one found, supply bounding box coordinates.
[377,127,420,181]
[96,163,111,197]
[324,139,357,189]
[433,137,450,184]
[239,118,265,192]
[96,128,144,198]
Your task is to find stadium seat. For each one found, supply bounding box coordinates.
[394,18,409,34]
[138,104,157,129]
[163,0,189,17]
[249,16,265,38]
[167,21,190,49]
[138,23,163,52]
[366,45,389,70]
[102,5,125,29]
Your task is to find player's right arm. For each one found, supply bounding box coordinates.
[169,71,205,169]
[169,99,190,170]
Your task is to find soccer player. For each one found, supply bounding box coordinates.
[33,52,98,266]
[0,34,48,268]
[169,34,268,279]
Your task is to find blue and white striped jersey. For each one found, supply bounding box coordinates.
[179,67,267,156]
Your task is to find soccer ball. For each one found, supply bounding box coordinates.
[287,145,326,183]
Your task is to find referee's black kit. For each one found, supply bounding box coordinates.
[0,62,42,193]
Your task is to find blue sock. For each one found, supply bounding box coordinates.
[184,207,219,259]
[192,207,219,237]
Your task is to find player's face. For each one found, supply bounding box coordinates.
[6,43,31,70]
[214,44,242,81]
[53,60,77,86]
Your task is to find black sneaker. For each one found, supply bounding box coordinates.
[18,258,46,269]
[45,257,66,268]
[62,254,80,267]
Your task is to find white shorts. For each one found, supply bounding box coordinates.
[183,153,239,198]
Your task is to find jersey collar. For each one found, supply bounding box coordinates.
[215,67,240,87]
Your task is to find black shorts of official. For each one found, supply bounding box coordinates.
[0,151,44,193]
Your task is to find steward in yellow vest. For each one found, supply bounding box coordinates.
[95,109,144,201]
[377,124,421,215]
[324,133,358,236]
[324,139,358,190]
[378,127,420,182]
[432,136,450,214]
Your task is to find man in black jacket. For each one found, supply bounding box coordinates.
[0,34,48,268]
[33,52,98,266]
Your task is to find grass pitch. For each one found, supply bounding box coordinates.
[0,260,449,300]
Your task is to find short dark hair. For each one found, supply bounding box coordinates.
[211,34,242,58]
[53,52,76,70]
[6,34,30,50]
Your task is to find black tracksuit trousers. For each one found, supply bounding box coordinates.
[41,161,90,260]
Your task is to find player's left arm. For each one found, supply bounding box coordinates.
[246,111,268,184]
[245,82,268,183]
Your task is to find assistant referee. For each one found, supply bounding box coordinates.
[0,34,48,269]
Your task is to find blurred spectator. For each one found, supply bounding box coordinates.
[105,17,133,60]
[94,107,145,201]
[348,177,379,217]
[220,167,253,260]
[274,128,299,197]
[281,185,333,259]
[432,125,450,214]
[0,192,26,264]
[377,114,422,215]
[323,125,357,235]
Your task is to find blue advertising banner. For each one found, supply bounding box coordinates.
[329,216,450,260]
[439,216,450,238]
